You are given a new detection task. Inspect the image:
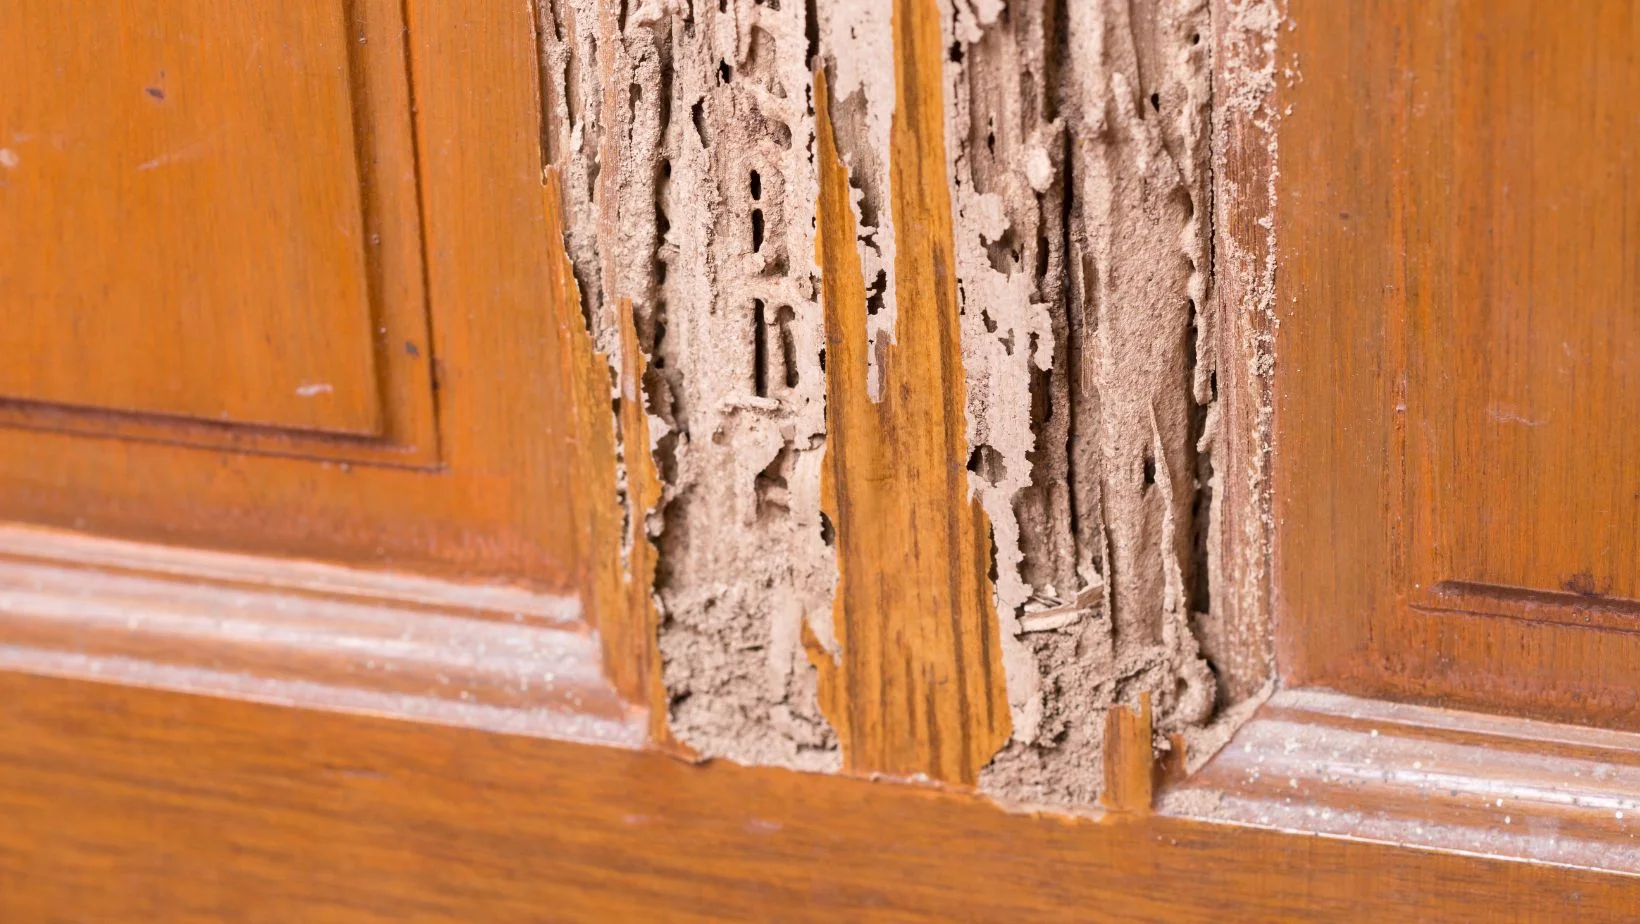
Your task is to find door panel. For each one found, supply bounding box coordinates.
[0,0,583,591]
[1278,0,1640,726]
[0,0,415,435]
[1407,0,1640,623]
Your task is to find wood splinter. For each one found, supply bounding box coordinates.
[1100,692,1157,814]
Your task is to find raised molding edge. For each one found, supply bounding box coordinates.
[1163,687,1640,873]
[0,524,646,748]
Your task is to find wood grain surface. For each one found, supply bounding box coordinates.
[0,670,1634,923]
[1100,693,1155,813]
[1275,0,1640,727]
[1205,0,1280,702]
[1402,0,1640,612]
[808,0,1011,784]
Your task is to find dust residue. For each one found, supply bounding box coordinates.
[652,0,845,770]
[935,0,1223,807]
[540,0,840,770]
[940,0,1288,808]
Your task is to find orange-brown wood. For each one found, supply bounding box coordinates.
[0,0,589,595]
[808,0,1010,784]
[544,171,659,723]
[2,670,1636,922]
[1275,0,1640,727]
[610,296,677,742]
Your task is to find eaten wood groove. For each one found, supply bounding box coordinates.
[1416,580,1640,634]
[0,523,644,747]
[1168,688,1640,873]
[807,0,1011,784]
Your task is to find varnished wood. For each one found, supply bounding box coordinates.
[544,172,657,727]
[1404,0,1640,616]
[808,0,1010,784]
[0,0,591,596]
[0,671,1635,922]
[1,0,383,433]
[1275,0,1640,726]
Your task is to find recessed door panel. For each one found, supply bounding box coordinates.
[0,0,391,435]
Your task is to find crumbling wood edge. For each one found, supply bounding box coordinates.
[1204,0,1282,703]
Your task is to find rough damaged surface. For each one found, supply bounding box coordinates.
[950,0,1229,805]
[542,0,840,770]
[542,0,1284,805]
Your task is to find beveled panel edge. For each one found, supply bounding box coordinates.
[0,523,645,748]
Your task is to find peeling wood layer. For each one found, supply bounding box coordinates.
[543,0,1282,806]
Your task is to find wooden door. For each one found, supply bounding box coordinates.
[1,0,1638,920]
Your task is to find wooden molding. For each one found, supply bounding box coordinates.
[0,0,592,594]
[1169,688,1640,873]
[3,669,1637,921]
[0,0,437,464]
[0,524,644,747]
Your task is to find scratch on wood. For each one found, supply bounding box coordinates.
[806,0,1011,785]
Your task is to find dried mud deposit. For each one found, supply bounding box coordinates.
[542,0,1284,806]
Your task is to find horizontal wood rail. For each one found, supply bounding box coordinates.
[0,525,1634,918]
[0,667,1633,921]
[1169,689,1640,874]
